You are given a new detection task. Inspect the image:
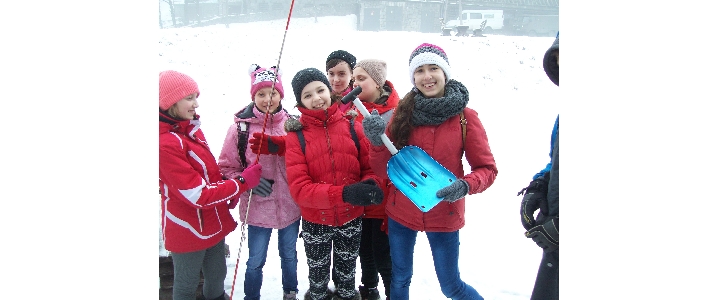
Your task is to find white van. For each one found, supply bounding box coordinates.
[446,10,504,33]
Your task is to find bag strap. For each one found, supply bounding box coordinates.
[236,121,250,168]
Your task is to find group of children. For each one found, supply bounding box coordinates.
[159,41,505,300]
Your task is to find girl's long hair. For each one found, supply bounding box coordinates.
[388,89,417,149]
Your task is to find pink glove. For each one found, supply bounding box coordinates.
[239,163,262,190]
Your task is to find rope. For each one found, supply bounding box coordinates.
[229,0,296,299]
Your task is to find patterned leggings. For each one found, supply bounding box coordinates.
[302,218,362,300]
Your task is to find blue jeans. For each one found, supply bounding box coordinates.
[243,220,300,300]
[388,218,483,300]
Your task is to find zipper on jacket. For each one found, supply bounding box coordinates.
[197,209,204,232]
[323,116,338,186]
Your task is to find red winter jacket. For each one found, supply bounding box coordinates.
[159,112,245,253]
[284,103,380,227]
[346,80,401,219]
[369,107,498,232]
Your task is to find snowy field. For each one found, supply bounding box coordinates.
[160,14,559,300]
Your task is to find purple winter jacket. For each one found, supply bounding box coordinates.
[217,103,301,229]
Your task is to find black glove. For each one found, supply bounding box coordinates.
[518,177,549,231]
[342,180,384,206]
[436,179,469,202]
[251,178,274,197]
[525,216,559,253]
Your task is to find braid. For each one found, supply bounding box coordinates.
[389,90,417,149]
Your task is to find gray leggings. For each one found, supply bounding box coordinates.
[171,239,227,300]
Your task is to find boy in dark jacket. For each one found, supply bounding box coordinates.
[518,32,559,300]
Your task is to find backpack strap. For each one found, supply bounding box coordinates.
[349,118,360,157]
[296,119,360,156]
[236,121,250,168]
[459,111,467,148]
[297,129,306,154]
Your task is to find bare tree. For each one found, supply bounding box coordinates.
[159,0,163,28]
[160,0,177,27]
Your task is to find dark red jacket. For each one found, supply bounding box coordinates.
[369,107,498,232]
[346,80,401,219]
[284,103,380,227]
[159,113,244,253]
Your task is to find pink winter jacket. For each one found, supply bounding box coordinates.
[218,103,301,229]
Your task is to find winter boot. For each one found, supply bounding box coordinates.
[304,288,334,300]
[284,290,299,300]
[331,290,362,300]
[205,292,229,300]
[358,285,380,300]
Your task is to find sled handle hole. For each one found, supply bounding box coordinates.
[410,181,417,188]
[421,172,428,178]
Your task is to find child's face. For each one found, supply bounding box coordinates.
[413,64,446,98]
[327,61,352,95]
[300,81,332,110]
[254,87,282,114]
[352,67,381,103]
[168,93,199,120]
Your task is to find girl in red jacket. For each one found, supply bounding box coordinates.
[283,68,383,300]
[159,70,263,300]
[350,59,399,300]
[362,43,499,300]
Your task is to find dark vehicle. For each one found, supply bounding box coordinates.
[511,14,559,37]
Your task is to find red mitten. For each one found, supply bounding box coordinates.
[249,132,286,156]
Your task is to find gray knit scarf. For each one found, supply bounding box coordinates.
[412,79,469,126]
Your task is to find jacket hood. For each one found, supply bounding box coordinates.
[284,102,342,133]
[159,110,200,134]
[233,102,288,126]
[543,34,559,86]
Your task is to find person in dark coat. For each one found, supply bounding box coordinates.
[518,32,559,300]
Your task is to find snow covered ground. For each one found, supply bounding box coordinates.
[159,14,558,300]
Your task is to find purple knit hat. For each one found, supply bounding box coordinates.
[248,64,285,99]
[408,43,452,85]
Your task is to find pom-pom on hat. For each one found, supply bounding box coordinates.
[355,59,388,87]
[291,68,332,104]
[159,70,200,111]
[408,43,451,86]
[248,64,284,99]
[326,50,357,69]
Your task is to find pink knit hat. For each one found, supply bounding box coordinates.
[159,70,200,111]
[249,64,284,100]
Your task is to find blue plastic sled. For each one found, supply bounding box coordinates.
[341,87,457,212]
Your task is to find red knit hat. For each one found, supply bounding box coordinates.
[249,64,284,100]
[159,70,200,111]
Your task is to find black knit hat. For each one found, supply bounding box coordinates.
[326,50,356,69]
[543,32,559,86]
[291,68,332,104]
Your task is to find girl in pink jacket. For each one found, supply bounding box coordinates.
[217,65,301,300]
[159,70,262,300]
